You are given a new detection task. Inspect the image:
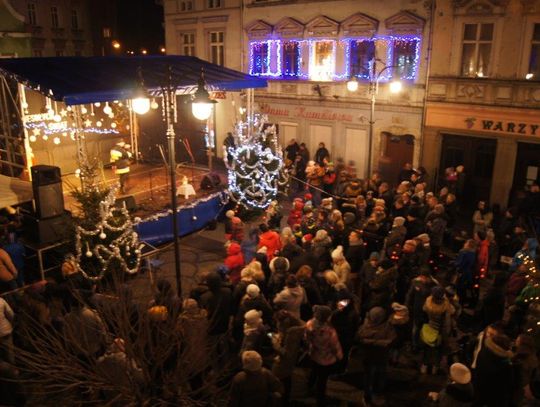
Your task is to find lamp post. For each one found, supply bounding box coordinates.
[133,67,216,297]
[348,59,402,178]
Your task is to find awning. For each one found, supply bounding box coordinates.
[0,174,32,208]
[0,56,267,105]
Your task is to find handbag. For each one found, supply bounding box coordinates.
[420,323,441,347]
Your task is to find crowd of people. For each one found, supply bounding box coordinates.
[0,139,540,406]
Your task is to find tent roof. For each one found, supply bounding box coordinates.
[0,56,267,105]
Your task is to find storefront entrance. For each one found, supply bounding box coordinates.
[379,132,414,184]
[439,134,496,206]
[511,142,540,198]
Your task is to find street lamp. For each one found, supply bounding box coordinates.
[132,68,216,296]
[347,58,402,177]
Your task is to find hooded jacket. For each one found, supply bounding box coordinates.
[474,337,514,407]
[355,308,396,365]
[224,243,245,284]
[273,286,306,319]
[258,230,282,260]
[423,295,455,337]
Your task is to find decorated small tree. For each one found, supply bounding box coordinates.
[223,114,288,210]
[71,163,143,281]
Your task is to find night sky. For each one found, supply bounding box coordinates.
[116,0,165,55]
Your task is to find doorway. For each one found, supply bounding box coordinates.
[439,134,496,206]
[379,132,414,184]
[309,124,332,162]
[511,142,540,200]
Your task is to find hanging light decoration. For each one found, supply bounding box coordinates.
[151,99,159,110]
[131,67,151,115]
[191,69,216,121]
[29,135,37,143]
[103,102,112,115]
[53,137,61,145]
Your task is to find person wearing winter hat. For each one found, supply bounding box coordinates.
[273,275,307,320]
[420,286,455,374]
[474,333,514,407]
[233,283,273,344]
[305,304,343,406]
[258,223,281,261]
[224,242,245,284]
[268,256,290,299]
[406,267,437,351]
[229,350,283,407]
[240,309,269,355]
[356,306,396,405]
[331,245,351,287]
[428,363,473,405]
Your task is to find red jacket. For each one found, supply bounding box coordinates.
[224,242,244,284]
[258,230,282,260]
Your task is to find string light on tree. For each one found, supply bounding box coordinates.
[73,174,143,281]
[223,114,288,209]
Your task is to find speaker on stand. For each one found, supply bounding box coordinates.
[23,165,71,244]
[31,165,64,219]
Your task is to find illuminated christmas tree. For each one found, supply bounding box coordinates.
[223,115,288,209]
[72,164,143,281]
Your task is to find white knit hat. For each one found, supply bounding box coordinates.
[450,363,471,385]
[246,284,260,298]
[331,245,345,261]
[393,216,406,227]
[244,309,262,326]
[242,350,263,371]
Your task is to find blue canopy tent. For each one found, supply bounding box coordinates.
[0,56,267,243]
[0,55,267,105]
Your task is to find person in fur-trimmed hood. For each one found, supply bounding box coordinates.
[420,286,455,374]
[473,333,514,407]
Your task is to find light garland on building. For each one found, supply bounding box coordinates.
[248,35,421,82]
[24,121,120,138]
[223,115,288,209]
[75,186,144,281]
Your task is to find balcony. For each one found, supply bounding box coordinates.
[427,76,540,108]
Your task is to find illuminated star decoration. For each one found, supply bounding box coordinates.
[32,128,41,136]
[223,114,288,209]
[84,119,92,127]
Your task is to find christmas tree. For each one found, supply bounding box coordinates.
[71,163,143,281]
[223,115,288,210]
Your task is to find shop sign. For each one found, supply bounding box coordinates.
[259,103,353,122]
[465,117,539,136]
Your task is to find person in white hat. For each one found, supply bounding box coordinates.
[428,362,473,405]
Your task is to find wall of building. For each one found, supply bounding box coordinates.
[9,0,93,56]
[0,0,31,57]
[424,0,540,207]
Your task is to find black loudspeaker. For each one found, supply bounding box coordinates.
[200,172,221,190]
[114,195,137,212]
[31,165,64,219]
[23,212,72,244]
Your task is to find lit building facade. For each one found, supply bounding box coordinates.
[164,0,431,180]
[423,0,540,207]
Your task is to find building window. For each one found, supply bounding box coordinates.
[209,31,224,65]
[55,50,64,56]
[461,23,493,77]
[180,1,193,11]
[283,41,300,77]
[350,39,375,79]
[33,49,42,57]
[51,6,59,28]
[28,3,37,26]
[309,40,335,81]
[528,23,540,78]
[182,33,195,56]
[71,9,79,29]
[392,38,420,80]
[207,0,221,8]
[250,42,269,75]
